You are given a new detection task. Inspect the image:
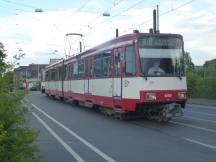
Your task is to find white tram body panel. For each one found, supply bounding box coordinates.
[89,79,113,97]
[122,77,187,99]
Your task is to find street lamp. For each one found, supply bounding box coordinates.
[34,9,43,13]
[102,12,110,17]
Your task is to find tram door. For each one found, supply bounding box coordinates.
[84,59,89,94]
[113,48,123,97]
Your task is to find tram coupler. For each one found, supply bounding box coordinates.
[156,103,183,122]
[164,103,183,118]
[168,103,183,117]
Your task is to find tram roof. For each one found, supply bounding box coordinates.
[45,32,182,69]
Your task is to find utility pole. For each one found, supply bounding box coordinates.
[156,5,159,32]
[153,9,157,33]
[152,5,160,33]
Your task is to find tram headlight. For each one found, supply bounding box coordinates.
[178,92,186,99]
[146,93,157,100]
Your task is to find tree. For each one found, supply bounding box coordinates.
[184,51,195,72]
[203,59,216,77]
[0,42,40,162]
[0,42,7,76]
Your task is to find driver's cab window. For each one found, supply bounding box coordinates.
[147,60,165,75]
[143,58,178,76]
[139,37,184,76]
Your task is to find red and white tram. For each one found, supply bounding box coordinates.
[44,31,188,122]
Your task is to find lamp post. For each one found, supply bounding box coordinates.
[102,12,110,17]
[34,9,43,13]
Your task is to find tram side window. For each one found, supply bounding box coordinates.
[89,58,94,78]
[45,71,48,81]
[48,70,51,81]
[62,65,66,80]
[70,63,74,79]
[114,49,121,77]
[51,69,57,81]
[65,64,69,80]
[58,67,62,81]
[102,51,111,77]
[94,54,102,77]
[85,59,88,78]
[125,45,136,76]
[78,60,84,79]
[73,62,78,78]
[55,69,57,81]
[57,67,59,81]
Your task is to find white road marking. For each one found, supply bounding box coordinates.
[169,121,216,134]
[25,99,117,162]
[185,110,216,117]
[32,112,85,162]
[184,116,216,124]
[184,137,216,149]
[187,104,216,110]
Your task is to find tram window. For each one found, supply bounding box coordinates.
[58,67,62,80]
[125,45,135,76]
[45,71,48,81]
[69,63,73,79]
[102,51,111,77]
[51,70,54,81]
[65,65,69,80]
[57,67,59,80]
[94,54,102,77]
[73,62,78,78]
[114,49,121,77]
[62,65,65,80]
[78,60,84,79]
[51,69,57,81]
[48,70,51,81]
[49,70,52,81]
[85,60,88,78]
[55,69,57,80]
[66,64,71,80]
[55,69,57,81]
[89,58,93,78]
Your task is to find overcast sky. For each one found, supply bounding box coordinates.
[0,0,215,66]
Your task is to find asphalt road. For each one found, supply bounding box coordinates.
[26,92,216,162]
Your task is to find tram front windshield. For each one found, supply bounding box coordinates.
[138,36,184,77]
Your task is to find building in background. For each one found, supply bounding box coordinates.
[14,66,29,80]
[14,63,48,90]
[49,58,63,65]
[14,59,62,90]
[14,64,48,81]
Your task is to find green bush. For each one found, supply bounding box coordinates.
[202,77,216,99]
[184,52,216,99]
[0,72,40,162]
[187,72,216,99]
